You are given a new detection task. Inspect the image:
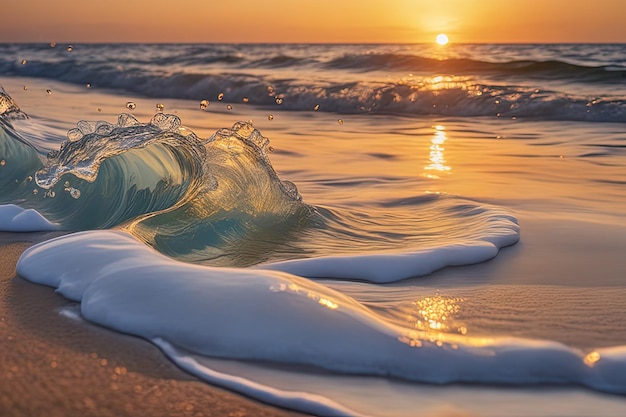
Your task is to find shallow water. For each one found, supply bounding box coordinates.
[1,43,626,416]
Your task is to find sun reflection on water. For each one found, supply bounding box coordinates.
[423,125,451,178]
[270,282,340,311]
[413,294,464,333]
[398,295,468,350]
[584,351,601,367]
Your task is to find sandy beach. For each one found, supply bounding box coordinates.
[0,236,305,417]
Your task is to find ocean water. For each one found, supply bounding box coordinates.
[1,43,626,416]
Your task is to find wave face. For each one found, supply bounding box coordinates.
[2,43,625,122]
[0,88,518,268]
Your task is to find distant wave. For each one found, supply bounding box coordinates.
[325,53,626,83]
[2,43,625,122]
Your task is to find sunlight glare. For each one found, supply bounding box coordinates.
[436,33,449,45]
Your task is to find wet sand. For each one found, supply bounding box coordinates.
[0,235,305,417]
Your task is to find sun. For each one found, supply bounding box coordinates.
[436,34,449,45]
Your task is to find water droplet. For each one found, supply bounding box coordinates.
[242,97,249,103]
[0,160,5,166]
[199,99,209,110]
[275,97,283,105]
[85,83,91,88]
[217,92,224,101]
[496,113,501,117]
[156,103,165,112]
[125,101,136,110]
[33,189,39,195]
[28,176,32,181]
[50,42,56,48]
[66,45,73,52]
[64,181,70,187]
[47,191,56,198]
[337,119,344,125]
[67,128,84,142]
[314,104,320,111]
[23,86,28,90]
[97,108,102,112]
[21,59,27,65]
[46,89,52,95]
[267,86,274,94]
[207,175,219,191]
[268,146,274,153]
[226,104,233,110]
[65,187,81,199]
[268,114,274,121]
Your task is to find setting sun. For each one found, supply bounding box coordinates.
[436,33,449,45]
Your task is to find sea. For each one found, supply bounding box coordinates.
[1,43,626,416]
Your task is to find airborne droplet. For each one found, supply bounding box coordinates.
[66,45,73,52]
[65,187,81,199]
[21,59,27,65]
[156,103,165,112]
[242,97,249,103]
[33,189,39,195]
[314,104,320,111]
[50,42,56,48]
[86,83,91,88]
[337,119,344,125]
[0,160,5,166]
[275,97,283,105]
[23,86,28,90]
[268,114,274,121]
[226,104,233,110]
[217,93,224,101]
[125,102,136,110]
[46,89,52,95]
[64,181,70,188]
[199,99,209,110]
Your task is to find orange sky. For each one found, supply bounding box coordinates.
[1,0,625,43]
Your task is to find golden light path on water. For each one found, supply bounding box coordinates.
[423,125,451,179]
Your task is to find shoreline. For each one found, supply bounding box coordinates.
[3,215,626,416]
[0,238,305,417]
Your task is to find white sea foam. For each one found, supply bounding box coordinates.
[15,230,626,415]
[260,242,498,283]
[0,204,58,232]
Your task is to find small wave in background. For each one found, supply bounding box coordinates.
[1,43,625,122]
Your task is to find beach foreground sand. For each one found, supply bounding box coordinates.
[0,235,304,417]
